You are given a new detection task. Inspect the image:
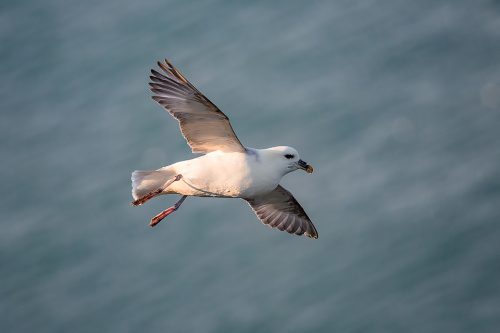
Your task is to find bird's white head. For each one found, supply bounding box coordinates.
[261,146,314,176]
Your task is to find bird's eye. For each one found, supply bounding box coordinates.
[284,154,295,159]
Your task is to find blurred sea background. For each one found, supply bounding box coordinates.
[1,0,500,332]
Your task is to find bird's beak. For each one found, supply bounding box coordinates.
[298,159,314,173]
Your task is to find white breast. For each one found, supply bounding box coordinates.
[167,150,282,198]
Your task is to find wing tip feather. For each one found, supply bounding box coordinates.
[305,230,319,239]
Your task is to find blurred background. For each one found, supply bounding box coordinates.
[1,0,500,332]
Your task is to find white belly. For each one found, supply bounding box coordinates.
[165,151,280,198]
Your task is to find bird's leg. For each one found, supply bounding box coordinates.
[131,174,183,206]
[150,195,188,227]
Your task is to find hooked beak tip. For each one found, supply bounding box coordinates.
[298,159,314,174]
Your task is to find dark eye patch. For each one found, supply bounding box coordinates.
[284,154,295,159]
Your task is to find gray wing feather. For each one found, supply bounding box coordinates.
[246,185,319,239]
[150,59,246,154]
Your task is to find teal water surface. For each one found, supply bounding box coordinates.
[1,0,500,332]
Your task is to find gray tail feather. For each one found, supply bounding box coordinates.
[131,169,174,200]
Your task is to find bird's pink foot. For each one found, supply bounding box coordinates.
[131,188,163,206]
[150,206,176,227]
[149,195,188,227]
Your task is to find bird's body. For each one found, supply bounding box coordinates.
[165,151,257,198]
[131,59,318,238]
[133,147,298,199]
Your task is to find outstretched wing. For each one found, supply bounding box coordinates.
[245,185,318,239]
[149,59,246,154]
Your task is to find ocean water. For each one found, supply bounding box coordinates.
[1,0,500,332]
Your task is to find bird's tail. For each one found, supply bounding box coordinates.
[131,169,176,200]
